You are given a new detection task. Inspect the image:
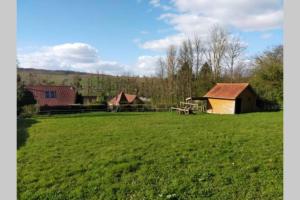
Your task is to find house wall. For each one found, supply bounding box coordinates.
[207,98,235,114]
[27,86,76,106]
[238,88,257,113]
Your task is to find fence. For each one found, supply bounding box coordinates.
[37,104,173,115]
[38,104,108,115]
[108,104,171,112]
[34,102,209,115]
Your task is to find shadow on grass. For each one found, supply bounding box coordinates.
[17,118,38,149]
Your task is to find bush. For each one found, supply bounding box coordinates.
[17,75,36,116]
[19,105,39,118]
[256,99,281,112]
[250,45,283,107]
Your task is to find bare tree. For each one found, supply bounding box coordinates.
[187,39,194,71]
[166,45,177,79]
[96,70,101,92]
[86,75,93,96]
[156,57,166,79]
[166,45,177,103]
[233,61,248,82]
[177,40,193,98]
[206,24,228,81]
[156,57,168,104]
[193,35,205,78]
[225,36,246,82]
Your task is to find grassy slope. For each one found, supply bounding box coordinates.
[17,112,283,200]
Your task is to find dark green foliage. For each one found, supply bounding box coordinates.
[75,92,83,104]
[17,74,36,115]
[72,75,82,90]
[18,112,283,199]
[20,90,36,106]
[250,45,283,106]
[178,61,193,98]
[197,62,215,96]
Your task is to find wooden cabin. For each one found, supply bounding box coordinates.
[203,83,257,114]
[107,91,144,107]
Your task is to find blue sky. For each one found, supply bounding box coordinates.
[17,0,283,76]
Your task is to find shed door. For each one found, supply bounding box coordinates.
[235,98,242,114]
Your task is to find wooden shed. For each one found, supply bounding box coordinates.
[203,83,257,114]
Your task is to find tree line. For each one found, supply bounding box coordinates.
[153,25,248,105]
[17,25,283,107]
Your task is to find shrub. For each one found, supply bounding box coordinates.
[250,45,283,107]
[20,104,39,118]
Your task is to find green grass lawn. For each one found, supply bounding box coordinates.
[17,111,283,200]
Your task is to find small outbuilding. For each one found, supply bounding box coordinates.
[203,83,257,114]
[108,91,144,107]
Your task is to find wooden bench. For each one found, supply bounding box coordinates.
[171,107,192,115]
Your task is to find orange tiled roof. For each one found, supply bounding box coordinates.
[204,83,250,100]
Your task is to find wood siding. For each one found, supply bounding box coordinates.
[237,88,257,113]
[207,98,235,114]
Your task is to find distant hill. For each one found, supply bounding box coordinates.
[17,68,106,76]
[17,67,153,97]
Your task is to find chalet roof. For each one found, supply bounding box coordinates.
[108,91,140,105]
[124,94,137,103]
[26,85,76,106]
[203,83,251,100]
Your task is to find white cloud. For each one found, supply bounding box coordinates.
[159,13,219,35]
[18,43,129,75]
[18,42,163,76]
[141,0,283,51]
[134,55,162,76]
[231,10,283,31]
[172,0,283,31]
[141,34,185,51]
[149,0,172,11]
[174,0,282,14]
[149,0,160,7]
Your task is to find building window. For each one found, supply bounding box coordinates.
[45,91,56,98]
[50,91,56,98]
[45,91,50,98]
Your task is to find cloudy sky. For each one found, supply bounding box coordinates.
[17,0,283,76]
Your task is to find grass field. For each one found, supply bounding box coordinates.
[17,111,283,200]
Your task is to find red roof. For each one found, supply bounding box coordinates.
[204,83,251,100]
[125,94,137,103]
[26,85,76,106]
[108,91,140,105]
